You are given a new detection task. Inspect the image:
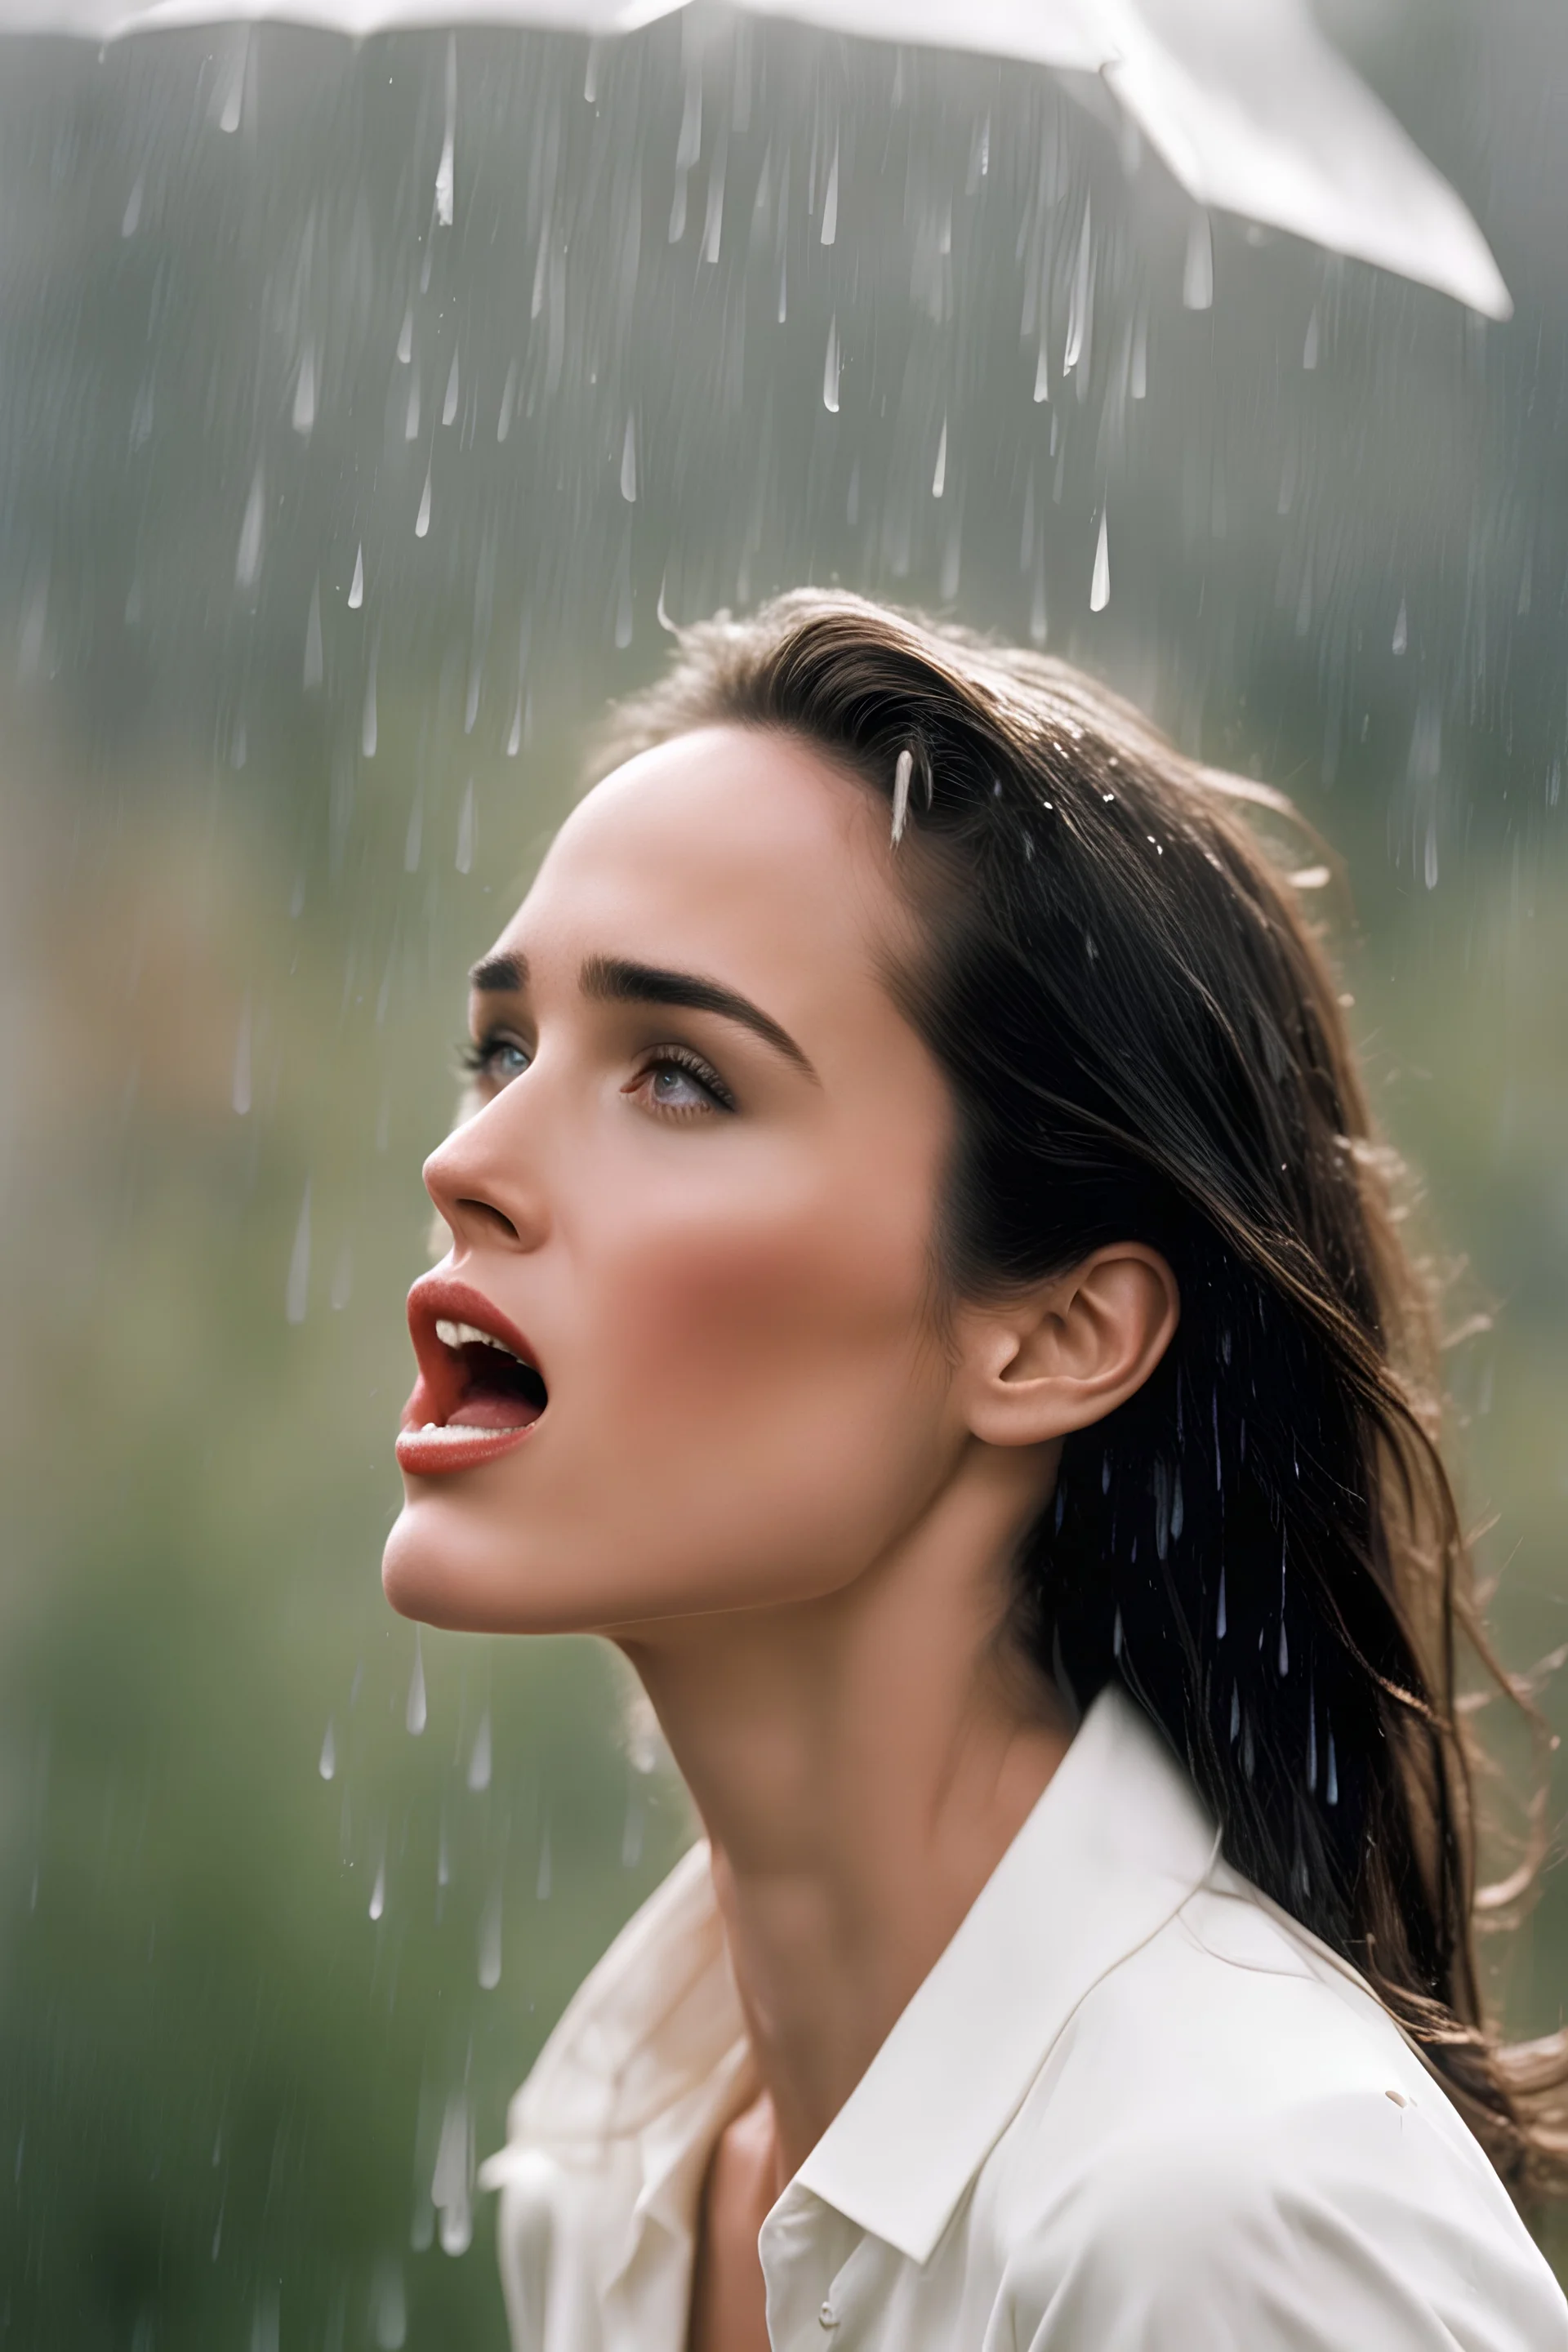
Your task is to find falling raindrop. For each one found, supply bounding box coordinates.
[362,645,377,757]
[1303,305,1320,369]
[931,419,947,500]
[820,134,839,247]
[1131,302,1149,399]
[331,1243,353,1312]
[121,176,143,238]
[396,304,412,363]
[292,341,316,437]
[232,995,252,1116]
[1090,508,1110,612]
[403,782,423,874]
[369,1859,386,1922]
[404,367,421,440]
[304,578,323,688]
[318,1721,336,1781]
[1063,202,1091,374]
[1392,598,1408,655]
[416,465,432,539]
[406,1632,427,1736]
[371,2257,406,2350]
[442,350,460,427]
[467,1712,492,1793]
[1033,338,1049,403]
[497,360,517,442]
[348,546,364,609]
[478,1884,502,1989]
[506,690,523,757]
[434,39,456,228]
[1423,819,1439,890]
[285,1181,311,1325]
[215,35,246,134]
[620,412,637,503]
[235,461,265,591]
[535,1821,552,1900]
[1183,213,1214,310]
[822,315,840,414]
[433,2091,472,2256]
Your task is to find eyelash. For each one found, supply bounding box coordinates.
[457,1031,737,1115]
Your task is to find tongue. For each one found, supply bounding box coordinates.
[456,1383,544,1431]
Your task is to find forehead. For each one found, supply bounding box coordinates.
[492,725,909,991]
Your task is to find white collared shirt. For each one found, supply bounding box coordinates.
[480,1686,1568,2350]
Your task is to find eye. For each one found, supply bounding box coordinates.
[461,1031,530,1087]
[628,1047,735,1116]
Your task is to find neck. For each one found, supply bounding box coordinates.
[615,1441,1073,2180]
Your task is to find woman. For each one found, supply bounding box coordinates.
[384,593,1568,2350]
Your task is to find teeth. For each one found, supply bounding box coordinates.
[413,1420,522,1441]
[434,1316,523,1362]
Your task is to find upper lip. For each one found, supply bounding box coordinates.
[403,1272,545,1427]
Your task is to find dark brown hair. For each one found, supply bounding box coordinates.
[599,588,1568,2202]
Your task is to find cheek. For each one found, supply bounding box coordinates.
[586,1156,941,1455]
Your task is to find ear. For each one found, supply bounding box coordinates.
[955,1245,1180,1449]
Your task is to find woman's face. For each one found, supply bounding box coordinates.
[382,724,989,1636]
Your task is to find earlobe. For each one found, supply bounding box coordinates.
[963,1246,1179,1450]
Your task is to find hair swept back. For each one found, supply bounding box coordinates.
[595,587,1568,2205]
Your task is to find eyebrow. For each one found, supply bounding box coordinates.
[467,948,820,1082]
[586,955,820,1080]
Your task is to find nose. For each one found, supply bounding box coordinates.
[421,1086,549,1258]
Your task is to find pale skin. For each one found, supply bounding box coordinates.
[383,725,1178,2352]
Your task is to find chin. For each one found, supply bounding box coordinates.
[381,1490,647,1637]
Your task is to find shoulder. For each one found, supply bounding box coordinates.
[982,1886,1568,2350]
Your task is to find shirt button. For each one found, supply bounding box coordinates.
[817,2302,840,2330]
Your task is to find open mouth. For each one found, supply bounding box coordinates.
[430,1318,549,1432]
[397,1276,548,1475]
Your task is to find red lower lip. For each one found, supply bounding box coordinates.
[395,1418,539,1477]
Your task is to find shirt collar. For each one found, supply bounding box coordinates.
[789,1682,1219,2264]
[486,1682,1218,2277]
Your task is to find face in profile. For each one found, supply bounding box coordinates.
[382,724,1007,1637]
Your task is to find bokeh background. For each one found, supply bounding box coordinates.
[2,1,1566,2340]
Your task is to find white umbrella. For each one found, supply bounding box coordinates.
[0,0,1511,320]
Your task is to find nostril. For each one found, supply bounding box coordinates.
[457,1198,522,1244]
